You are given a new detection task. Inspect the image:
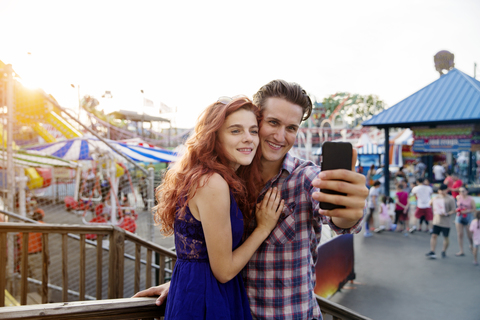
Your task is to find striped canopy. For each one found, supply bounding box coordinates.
[356,143,384,155]
[0,149,78,168]
[25,137,178,163]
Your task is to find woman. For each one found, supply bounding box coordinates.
[395,166,408,189]
[155,96,283,319]
[394,183,410,235]
[455,187,475,256]
[366,164,375,188]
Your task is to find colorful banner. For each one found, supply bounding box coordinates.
[412,138,471,152]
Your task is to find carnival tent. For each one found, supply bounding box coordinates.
[25,137,178,163]
[0,148,79,168]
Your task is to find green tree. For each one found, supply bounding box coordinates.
[320,92,385,127]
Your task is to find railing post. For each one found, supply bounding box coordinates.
[96,234,103,300]
[145,249,152,288]
[79,234,86,301]
[134,244,141,293]
[148,167,155,242]
[0,232,6,307]
[20,233,28,305]
[5,64,15,213]
[41,233,49,304]
[62,233,69,301]
[108,226,125,299]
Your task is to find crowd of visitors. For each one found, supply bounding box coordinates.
[366,159,479,266]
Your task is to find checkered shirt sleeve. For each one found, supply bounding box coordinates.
[244,153,363,320]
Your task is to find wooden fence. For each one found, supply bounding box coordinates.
[0,222,176,306]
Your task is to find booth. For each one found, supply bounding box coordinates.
[362,67,480,196]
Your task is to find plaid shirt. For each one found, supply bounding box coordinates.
[244,153,363,320]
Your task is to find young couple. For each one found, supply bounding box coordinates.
[134,80,369,319]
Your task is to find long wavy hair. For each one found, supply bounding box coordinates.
[154,97,263,236]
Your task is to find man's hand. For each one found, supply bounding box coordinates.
[132,282,170,306]
[312,149,368,229]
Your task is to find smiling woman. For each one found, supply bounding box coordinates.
[217,108,259,170]
[143,96,283,319]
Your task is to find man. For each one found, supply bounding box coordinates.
[414,158,426,180]
[443,172,454,195]
[134,80,368,319]
[365,180,381,237]
[411,178,433,232]
[432,162,446,184]
[425,184,455,259]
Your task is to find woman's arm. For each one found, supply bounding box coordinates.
[193,173,283,283]
[471,198,477,214]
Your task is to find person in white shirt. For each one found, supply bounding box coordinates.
[365,180,381,237]
[432,162,446,184]
[411,178,434,232]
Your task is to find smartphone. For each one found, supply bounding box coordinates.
[319,141,353,210]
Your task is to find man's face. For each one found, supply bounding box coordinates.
[259,97,303,167]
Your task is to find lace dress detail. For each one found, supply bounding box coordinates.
[164,192,252,320]
[174,211,206,260]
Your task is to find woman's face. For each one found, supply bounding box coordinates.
[459,188,467,196]
[217,108,259,170]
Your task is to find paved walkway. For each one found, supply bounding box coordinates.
[329,218,479,320]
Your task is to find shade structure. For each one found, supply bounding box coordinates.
[25,137,178,163]
[362,68,480,127]
[0,149,79,168]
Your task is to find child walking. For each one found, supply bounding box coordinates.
[468,210,480,266]
[375,196,393,232]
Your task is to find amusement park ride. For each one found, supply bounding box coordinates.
[0,59,177,233]
[294,92,387,163]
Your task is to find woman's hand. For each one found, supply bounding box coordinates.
[255,188,284,235]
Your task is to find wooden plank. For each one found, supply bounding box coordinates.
[134,244,141,293]
[145,249,152,288]
[0,297,166,319]
[41,233,49,304]
[0,232,6,307]
[116,229,125,298]
[158,254,165,284]
[20,233,29,305]
[96,234,103,300]
[79,234,86,301]
[125,232,176,258]
[0,222,114,234]
[108,230,116,299]
[62,233,68,302]
[108,227,125,299]
[317,295,373,320]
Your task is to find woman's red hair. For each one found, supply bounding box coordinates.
[153,97,263,236]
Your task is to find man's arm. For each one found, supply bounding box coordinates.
[133,282,170,306]
[312,149,368,229]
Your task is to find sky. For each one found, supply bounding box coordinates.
[1,0,479,128]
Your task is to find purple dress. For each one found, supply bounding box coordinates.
[164,193,252,319]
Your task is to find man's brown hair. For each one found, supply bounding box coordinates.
[253,79,313,122]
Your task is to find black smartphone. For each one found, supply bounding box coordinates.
[319,141,353,210]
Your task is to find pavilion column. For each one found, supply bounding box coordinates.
[384,127,390,197]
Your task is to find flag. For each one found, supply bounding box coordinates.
[159,102,171,113]
[143,98,154,107]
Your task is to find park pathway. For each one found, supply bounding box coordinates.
[330,219,480,320]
